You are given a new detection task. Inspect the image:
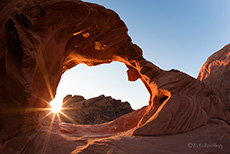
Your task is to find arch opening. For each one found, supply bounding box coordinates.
[46,62,150,124]
[54,62,149,109]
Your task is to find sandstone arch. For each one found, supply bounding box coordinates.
[0,0,229,152]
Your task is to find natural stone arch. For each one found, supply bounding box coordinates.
[54,62,149,110]
[0,0,227,146]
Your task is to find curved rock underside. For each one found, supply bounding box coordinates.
[0,0,229,153]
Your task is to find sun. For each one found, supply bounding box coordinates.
[49,98,62,113]
[39,96,80,153]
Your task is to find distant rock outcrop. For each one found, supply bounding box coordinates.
[61,95,133,124]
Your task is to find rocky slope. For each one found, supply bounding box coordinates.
[60,95,134,124]
[0,0,229,153]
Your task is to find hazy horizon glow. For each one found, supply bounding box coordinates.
[51,0,230,110]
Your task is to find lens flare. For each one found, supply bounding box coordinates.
[49,98,62,113]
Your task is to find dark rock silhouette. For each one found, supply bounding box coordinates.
[61,95,133,124]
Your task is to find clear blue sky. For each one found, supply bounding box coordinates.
[53,0,230,110]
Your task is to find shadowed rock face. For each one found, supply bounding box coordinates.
[60,95,134,124]
[198,44,230,123]
[0,0,229,153]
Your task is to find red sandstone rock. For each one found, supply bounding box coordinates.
[131,58,225,136]
[0,0,229,153]
[4,118,230,153]
[198,44,230,122]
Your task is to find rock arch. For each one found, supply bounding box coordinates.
[0,0,228,146]
[54,62,149,110]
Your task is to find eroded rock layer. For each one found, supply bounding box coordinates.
[130,58,225,136]
[198,44,230,122]
[0,0,229,153]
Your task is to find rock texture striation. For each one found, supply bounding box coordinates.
[198,44,230,123]
[0,0,229,153]
[61,94,133,124]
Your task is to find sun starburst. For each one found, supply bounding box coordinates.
[49,99,62,113]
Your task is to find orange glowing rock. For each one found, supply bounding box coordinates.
[0,0,229,153]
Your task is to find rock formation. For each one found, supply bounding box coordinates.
[198,44,230,123]
[60,94,133,124]
[0,0,229,153]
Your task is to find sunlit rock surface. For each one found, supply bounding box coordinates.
[61,94,133,124]
[0,0,229,153]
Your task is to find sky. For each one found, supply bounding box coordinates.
[51,0,230,110]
